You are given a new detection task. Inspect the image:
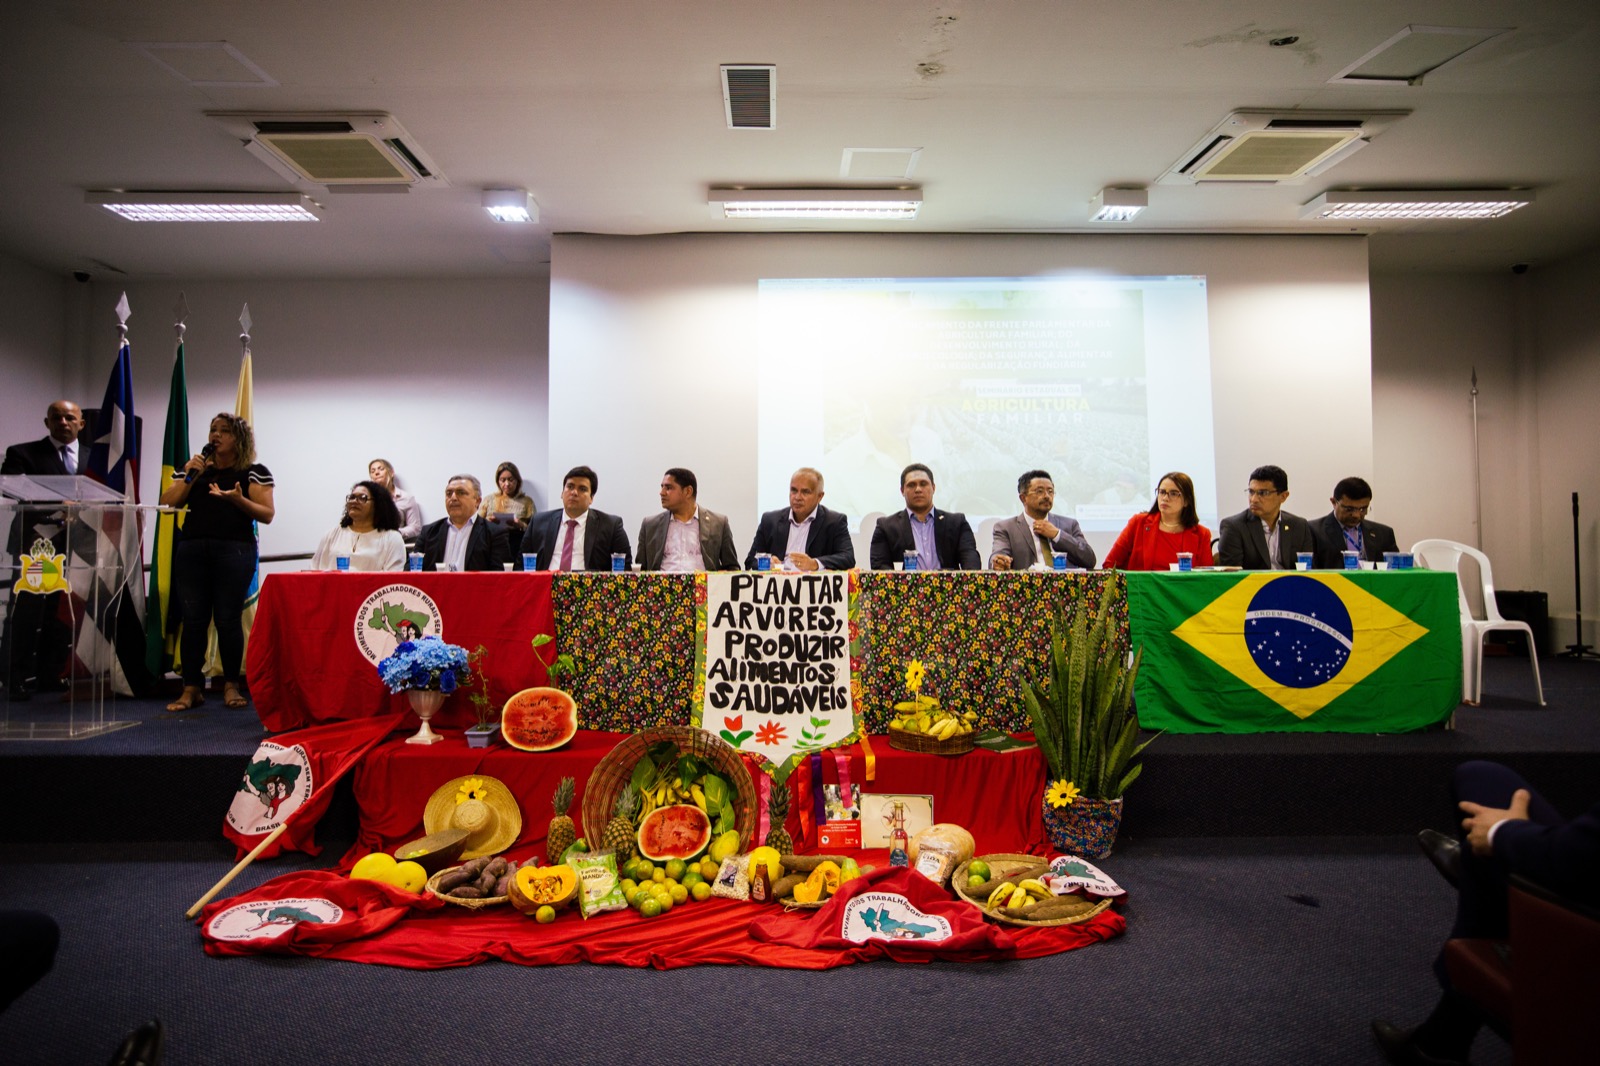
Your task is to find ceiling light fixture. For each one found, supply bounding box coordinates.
[709,187,921,219]
[483,188,538,223]
[86,191,322,221]
[1300,190,1533,221]
[1090,187,1148,222]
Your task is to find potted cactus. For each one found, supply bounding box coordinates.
[1021,580,1154,858]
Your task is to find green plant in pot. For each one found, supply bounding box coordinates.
[1021,582,1154,858]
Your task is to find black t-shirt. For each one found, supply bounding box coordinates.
[180,464,274,543]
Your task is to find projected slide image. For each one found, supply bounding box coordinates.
[758,276,1215,532]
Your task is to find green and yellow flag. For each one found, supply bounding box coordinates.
[1126,571,1461,733]
[146,340,188,676]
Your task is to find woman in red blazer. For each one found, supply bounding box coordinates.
[1103,471,1213,571]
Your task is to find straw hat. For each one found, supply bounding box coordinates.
[423,775,522,859]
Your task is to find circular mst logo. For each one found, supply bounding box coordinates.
[353,583,444,664]
[207,897,344,942]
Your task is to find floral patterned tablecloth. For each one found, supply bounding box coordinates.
[557,571,1125,734]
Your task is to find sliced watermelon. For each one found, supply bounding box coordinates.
[635,804,713,862]
[501,687,578,752]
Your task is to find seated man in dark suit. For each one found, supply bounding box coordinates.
[1311,476,1400,569]
[869,463,980,570]
[519,464,632,571]
[2,399,85,698]
[744,467,855,571]
[414,474,510,571]
[1373,761,1600,1065]
[1216,463,1314,570]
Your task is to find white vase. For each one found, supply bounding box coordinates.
[405,688,446,745]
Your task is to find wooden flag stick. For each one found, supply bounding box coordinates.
[186,821,291,919]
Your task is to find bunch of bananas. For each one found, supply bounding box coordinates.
[984,877,1053,912]
[888,698,978,740]
[636,776,706,820]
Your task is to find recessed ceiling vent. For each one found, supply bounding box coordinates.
[205,112,448,189]
[1158,110,1408,185]
[721,65,776,129]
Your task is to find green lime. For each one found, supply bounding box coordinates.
[968,874,986,891]
[967,860,992,882]
[639,897,661,918]
[535,905,556,924]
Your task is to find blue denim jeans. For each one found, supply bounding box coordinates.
[173,538,257,685]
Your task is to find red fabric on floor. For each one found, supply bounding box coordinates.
[198,866,1123,969]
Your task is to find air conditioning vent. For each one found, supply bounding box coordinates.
[206,111,448,188]
[722,65,776,129]
[1160,110,1408,185]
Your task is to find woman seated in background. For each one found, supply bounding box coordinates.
[480,460,534,532]
[1102,471,1214,571]
[312,481,407,572]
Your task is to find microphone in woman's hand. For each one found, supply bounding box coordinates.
[184,442,217,482]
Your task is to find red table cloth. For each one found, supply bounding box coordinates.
[246,571,556,732]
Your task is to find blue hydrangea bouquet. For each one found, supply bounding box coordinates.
[377,635,472,694]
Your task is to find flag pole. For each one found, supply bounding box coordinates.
[1470,368,1482,550]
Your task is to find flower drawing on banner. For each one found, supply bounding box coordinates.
[720,715,754,748]
[753,721,787,746]
[457,777,491,805]
[1046,779,1080,808]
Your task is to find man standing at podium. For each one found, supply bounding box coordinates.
[2,400,85,699]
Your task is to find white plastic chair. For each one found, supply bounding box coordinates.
[1411,538,1545,706]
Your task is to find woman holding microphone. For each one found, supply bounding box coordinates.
[158,413,274,711]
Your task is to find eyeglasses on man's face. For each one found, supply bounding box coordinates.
[1245,488,1281,499]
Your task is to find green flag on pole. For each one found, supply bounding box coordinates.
[1125,570,1461,733]
[146,338,189,677]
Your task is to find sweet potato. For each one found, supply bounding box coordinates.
[780,854,849,873]
[968,863,1051,900]
[771,873,807,900]
[434,866,473,894]
[450,886,483,898]
[1001,896,1098,921]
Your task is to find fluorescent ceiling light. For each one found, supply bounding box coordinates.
[1300,190,1533,221]
[86,191,321,221]
[1090,187,1147,222]
[483,188,537,223]
[709,187,921,219]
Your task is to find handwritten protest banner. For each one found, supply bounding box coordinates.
[693,570,860,780]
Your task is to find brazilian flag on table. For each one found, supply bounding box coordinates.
[1125,571,1461,733]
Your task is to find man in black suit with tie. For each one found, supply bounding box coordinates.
[1216,464,1315,570]
[868,463,980,570]
[744,467,855,571]
[2,400,85,698]
[519,465,632,571]
[1373,761,1600,1064]
[1311,476,1400,569]
[414,474,510,571]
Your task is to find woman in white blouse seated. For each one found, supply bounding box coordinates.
[312,481,407,571]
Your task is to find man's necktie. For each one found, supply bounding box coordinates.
[60,446,74,474]
[559,519,577,570]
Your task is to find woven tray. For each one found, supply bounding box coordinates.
[425,865,510,910]
[887,728,975,755]
[951,853,1112,927]
[581,726,758,853]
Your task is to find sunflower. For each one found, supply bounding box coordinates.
[1046,779,1080,808]
[456,777,490,805]
[904,659,926,693]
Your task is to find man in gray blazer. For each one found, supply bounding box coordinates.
[636,468,740,571]
[989,469,1096,570]
[1216,463,1314,570]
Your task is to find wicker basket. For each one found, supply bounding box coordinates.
[951,853,1112,927]
[887,728,975,755]
[426,865,511,910]
[580,726,759,853]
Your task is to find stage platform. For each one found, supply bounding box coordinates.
[2,656,1594,851]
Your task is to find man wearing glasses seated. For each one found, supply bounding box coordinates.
[1217,464,1314,570]
[416,475,511,571]
[1310,476,1399,569]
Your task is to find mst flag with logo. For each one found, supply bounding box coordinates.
[1126,571,1461,733]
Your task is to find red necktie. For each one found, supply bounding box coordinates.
[558,519,577,570]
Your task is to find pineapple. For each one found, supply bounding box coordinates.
[546,776,577,864]
[602,786,639,860]
[765,779,793,855]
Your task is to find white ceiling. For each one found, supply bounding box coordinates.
[2,1,1597,281]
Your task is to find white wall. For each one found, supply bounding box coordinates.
[551,232,1373,561]
[72,275,549,572]
[0,253,70,446]
[1529,249,1600,647]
